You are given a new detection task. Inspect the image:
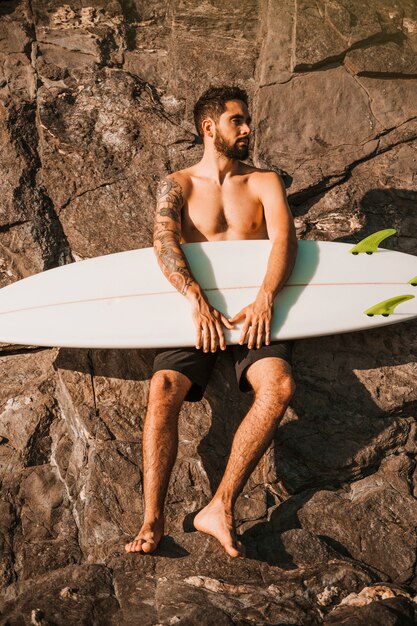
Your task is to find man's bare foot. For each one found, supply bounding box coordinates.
[193,499,245,558]
[125,516,164,554]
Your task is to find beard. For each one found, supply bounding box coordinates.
[214,129,250,160]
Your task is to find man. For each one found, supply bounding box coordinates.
[125,85,297,558]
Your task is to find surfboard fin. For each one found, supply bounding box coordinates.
[350,229,397,255]
[407,276,417,286]
[365,294,415,317]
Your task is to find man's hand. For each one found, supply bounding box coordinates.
[188,287,234,352]
[229,289,274,349]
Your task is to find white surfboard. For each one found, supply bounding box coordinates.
[0,238,416,348]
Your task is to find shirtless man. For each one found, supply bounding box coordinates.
[125,85,298,558]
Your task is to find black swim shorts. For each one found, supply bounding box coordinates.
[152,340,294,402]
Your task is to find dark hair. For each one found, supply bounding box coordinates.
[193,85,249,138]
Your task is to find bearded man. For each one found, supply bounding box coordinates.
[125,86,298,558]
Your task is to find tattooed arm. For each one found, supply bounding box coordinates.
[153,176,196,296]
[153,175,233,352]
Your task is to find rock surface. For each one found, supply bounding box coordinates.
[0,0,416,624]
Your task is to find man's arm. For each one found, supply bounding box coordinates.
[230,171,298,348]
[153,175,233,352]
[153,176,196,295]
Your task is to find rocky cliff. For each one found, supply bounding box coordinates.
[0,1,417,624]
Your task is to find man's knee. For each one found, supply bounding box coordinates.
[247,359,296,405]
[276,373,296,402]
[150,369,192,402]
[258,375,295,405]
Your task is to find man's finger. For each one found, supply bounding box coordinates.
[196,325,202,350]
[229,308,246,324]
[215,319,226,350]
[209,323,218,352]
[239,319,251,345]
[256,321,264,349]
[247,323,258,349]
[220,314,235,330]
[265,319,271,346]
[202,324,210,353]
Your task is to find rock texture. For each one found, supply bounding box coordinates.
[0,0,417,624]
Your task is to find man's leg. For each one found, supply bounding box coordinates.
[125,369,192,553]
[193,357,295,557]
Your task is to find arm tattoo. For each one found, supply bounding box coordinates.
[153,178,196,296]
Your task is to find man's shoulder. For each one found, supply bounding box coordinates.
[160,169,192,196]
[245,166,285,192]
[245,165,283,179]
[165,168,192,180]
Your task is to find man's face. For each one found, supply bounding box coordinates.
[213,100,252,160]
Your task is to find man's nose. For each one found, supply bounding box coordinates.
[241,124,251,136]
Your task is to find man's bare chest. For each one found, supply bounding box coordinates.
[181,182,266,241]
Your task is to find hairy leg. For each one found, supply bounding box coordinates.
[125,369,192,554]
[194,358,295,557]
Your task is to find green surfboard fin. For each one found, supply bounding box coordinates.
[365,294,415,317]
[350,229,397,255]
[407,276,417,286]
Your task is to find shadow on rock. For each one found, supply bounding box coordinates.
[54,346,156,381]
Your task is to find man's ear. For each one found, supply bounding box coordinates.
[202,117,214,138]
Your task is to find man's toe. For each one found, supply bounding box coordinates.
[231,532,245,557]
[225,542,241,558]
[127,538,144,552]
[136,538,146,552]
[142,539,157,553]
